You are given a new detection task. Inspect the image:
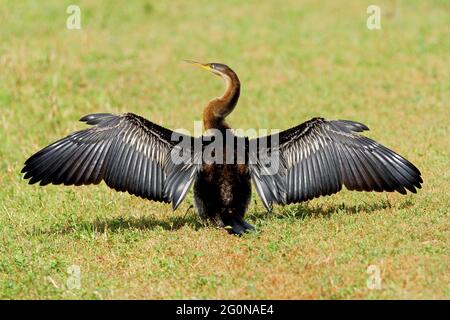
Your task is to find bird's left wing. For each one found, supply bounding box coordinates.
[22,113,200,209]
[249,118,423,210]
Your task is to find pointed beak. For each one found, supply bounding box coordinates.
[184,60,211,71]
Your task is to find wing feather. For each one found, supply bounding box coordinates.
[250,118,422,209]
[22,113,199,209]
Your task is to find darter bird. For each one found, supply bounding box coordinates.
[22,61,423,235]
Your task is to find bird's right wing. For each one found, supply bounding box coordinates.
[249,118,423,210]
[22,113,200,209]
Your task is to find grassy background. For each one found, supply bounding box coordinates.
[0,0,449,299]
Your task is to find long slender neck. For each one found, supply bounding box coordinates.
[203,71,240,130]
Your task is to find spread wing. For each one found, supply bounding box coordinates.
[22,113,200,209]
[249,118,423,210]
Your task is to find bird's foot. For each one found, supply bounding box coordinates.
[215,214,254,235]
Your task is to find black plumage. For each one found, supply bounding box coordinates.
[22,62,423,235]
[250,118,422,209]
[22,113,199,209]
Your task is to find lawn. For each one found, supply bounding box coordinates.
[0,0,448,299]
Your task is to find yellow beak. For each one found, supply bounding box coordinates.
[184,60,211,71]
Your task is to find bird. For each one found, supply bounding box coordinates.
[22,61,423,235]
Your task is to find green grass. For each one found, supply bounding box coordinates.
[0,0,449,299]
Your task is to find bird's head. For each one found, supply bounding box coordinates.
[185,60,241,123]
[184,60,236,80]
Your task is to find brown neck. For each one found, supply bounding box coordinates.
[203,71,240,130]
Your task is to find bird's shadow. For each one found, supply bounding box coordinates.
[31,211,205,236]
[250,198,401,222]
[31,199,411,236]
